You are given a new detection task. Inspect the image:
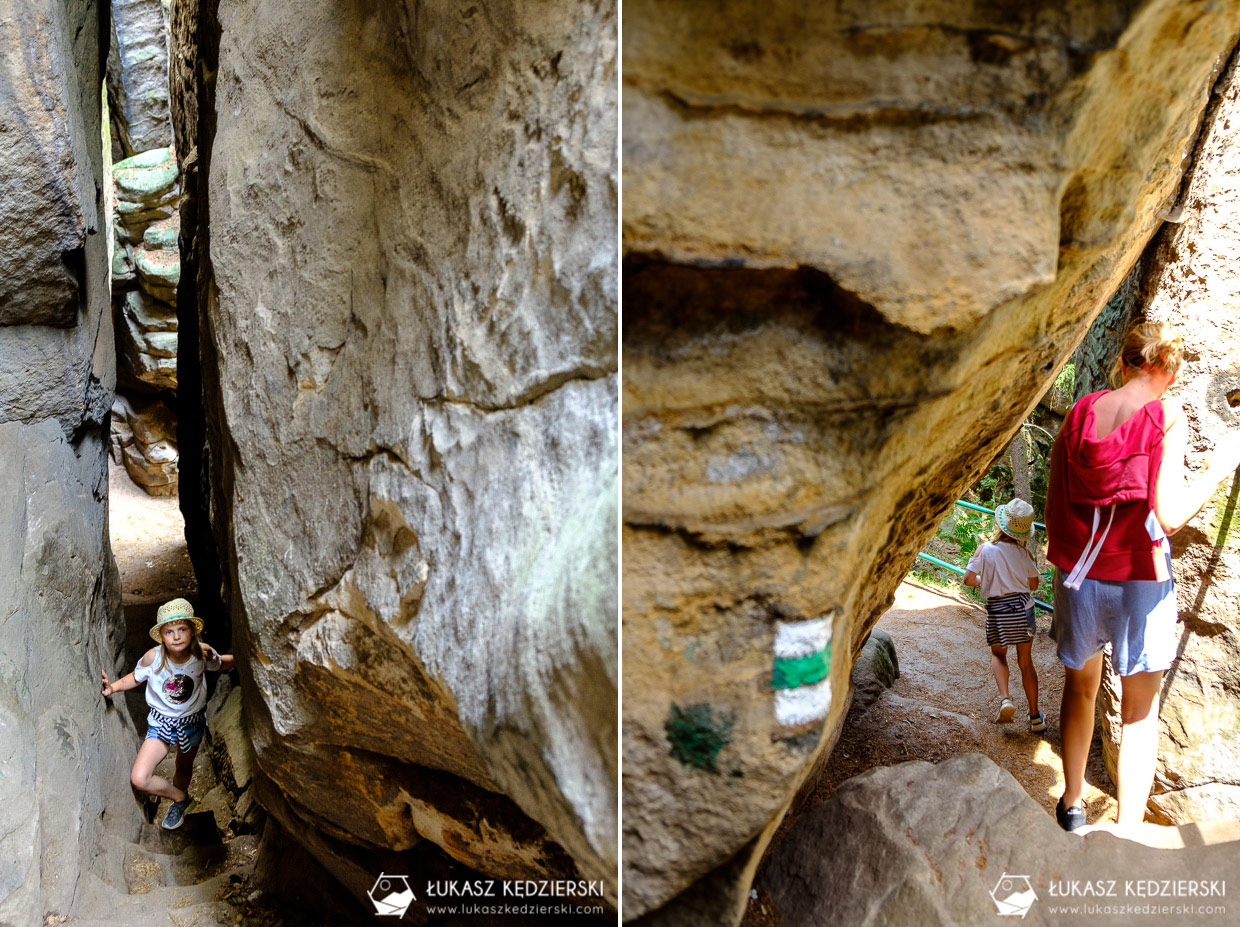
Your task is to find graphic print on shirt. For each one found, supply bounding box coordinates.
[164,674,194,704]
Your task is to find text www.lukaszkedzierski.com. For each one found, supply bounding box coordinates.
[424,903,607,917]
[1046,904,1227,917]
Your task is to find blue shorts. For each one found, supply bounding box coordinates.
[1050,564,1178,676]
[145,709,207,752]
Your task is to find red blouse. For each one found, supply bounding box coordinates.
[1045,391,1169,582]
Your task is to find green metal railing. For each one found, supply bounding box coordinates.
[916,500,1054,612]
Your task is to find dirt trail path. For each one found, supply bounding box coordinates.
[808,582,1116,819]
[108,464,196,608]
[742,582,1116,927]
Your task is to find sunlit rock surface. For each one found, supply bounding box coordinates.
[622,2,1240,920]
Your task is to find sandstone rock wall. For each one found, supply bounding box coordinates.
[107,0,172,156]
[0,0,100,326]
[107,0,182,501]
[622,2,1240,920]
[109,144,182,495]
[0,2,135,923]
[173,0,617,908]
[1091,48,1240,825]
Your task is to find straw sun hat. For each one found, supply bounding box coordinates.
[149,597,204,642]
[995,499,1035,541]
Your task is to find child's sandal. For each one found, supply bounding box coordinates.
[1029,711,1047,733]
[996,697,1016,723]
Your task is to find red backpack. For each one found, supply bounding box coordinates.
[1046,391,1167,585]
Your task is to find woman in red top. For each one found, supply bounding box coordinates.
[1045,322,1240,832]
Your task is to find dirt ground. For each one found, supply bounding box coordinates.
[109,462,197,607]
[740,581,1117,927]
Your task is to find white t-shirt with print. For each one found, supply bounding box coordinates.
[966,541,1040,599]
[133,648,221,718]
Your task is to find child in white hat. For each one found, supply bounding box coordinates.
[100,598,233,829]
[963,499,1044,732]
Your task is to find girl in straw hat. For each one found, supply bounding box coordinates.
[101,598,233,830]
[963,498,1044,733]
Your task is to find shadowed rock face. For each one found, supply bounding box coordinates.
[1091,49,1240,825]
[0,2,135,924]
[0,0,102,326]
[172,0,617,907]
[622,1,1240,920]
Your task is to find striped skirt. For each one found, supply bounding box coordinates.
[985,592,1035,647]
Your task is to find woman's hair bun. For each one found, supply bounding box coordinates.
[1114,320,1184,382]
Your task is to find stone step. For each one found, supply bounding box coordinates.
[123,842,230,893]
[137,813,223,854]
[66,871,233,925]
[59,899,235,927]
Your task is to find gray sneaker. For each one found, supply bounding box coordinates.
[161,798,191,830]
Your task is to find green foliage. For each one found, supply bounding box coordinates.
[1054,361,1075,399]
[910,420,1059,607]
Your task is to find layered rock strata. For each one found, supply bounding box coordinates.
[1091,48,1240,825]
[173,0,618,909]
[110,146,181,492]
[110,393,179,495]
[622,2,1240,920]
[0,2,135,923]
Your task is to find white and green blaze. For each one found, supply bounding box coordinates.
[772,617,832,726]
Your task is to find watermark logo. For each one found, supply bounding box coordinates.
[369,873,415,917]
[991,873,1037,918]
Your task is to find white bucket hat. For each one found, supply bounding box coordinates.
[995,499,1035,541]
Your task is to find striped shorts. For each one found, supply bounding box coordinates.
[145,709,207,752]
[985,592,1035,647]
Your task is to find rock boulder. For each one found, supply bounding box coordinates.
[116,288,178,393]
[759,753,1240,927]
[110,394,179,495]
[113,147,180,244]
[172,0,618,907]
[0,0,101,326]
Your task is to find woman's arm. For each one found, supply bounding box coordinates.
[1154,401,1240,534]
[963,569,981,587]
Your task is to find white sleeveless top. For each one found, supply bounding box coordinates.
[133,648,221,718]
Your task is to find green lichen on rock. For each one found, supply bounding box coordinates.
[665,703,733,773]
[143,223,179,251]
[113,147,178,203]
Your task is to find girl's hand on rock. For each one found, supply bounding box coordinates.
[101,670,113,698]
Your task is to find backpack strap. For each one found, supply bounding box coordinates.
[1062,504,1116,590]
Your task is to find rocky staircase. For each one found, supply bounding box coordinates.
[61,815,256,927]
[55,684,291,927]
